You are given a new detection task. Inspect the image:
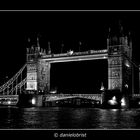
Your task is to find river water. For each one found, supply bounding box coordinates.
[1,106,140,129]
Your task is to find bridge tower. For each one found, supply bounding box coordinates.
[26,37,50,94]
[107,24,133,107]
[37,58,51,93]
[26,43,40,93]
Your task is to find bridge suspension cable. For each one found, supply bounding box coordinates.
[8,78,27,95]
[0,64,27,95]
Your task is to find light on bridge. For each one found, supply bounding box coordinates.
[31,98,36,105]
[125,61,130,68]
[125,84,128,88]
[68,50,74,55]
[121,97,126,107]
[7,101,11,105]
[96,101,100,104]
[112,109,118,112]
[108,96,117,105]
[100,82,105,91]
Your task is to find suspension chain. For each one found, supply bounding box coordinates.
[0,64,27,95]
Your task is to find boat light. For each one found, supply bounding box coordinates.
[7,101,11,105]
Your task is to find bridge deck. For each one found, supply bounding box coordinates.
[43,94,102,101]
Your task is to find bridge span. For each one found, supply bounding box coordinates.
[41,50,108,63]
[43,94,102,102]
[42,93,102,107]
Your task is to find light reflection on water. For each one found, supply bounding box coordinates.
[0,106,140,129]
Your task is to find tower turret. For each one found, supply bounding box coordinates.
[26,37,42,93]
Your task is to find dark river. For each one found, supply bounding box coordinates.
[0,106,140,129]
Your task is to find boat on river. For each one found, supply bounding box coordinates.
[0,96,18,106]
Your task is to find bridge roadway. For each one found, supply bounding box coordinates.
[43,94,102,102]
[41,50,108,63]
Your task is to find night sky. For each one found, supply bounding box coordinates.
[0,11,140,86]
[51,59,108,93]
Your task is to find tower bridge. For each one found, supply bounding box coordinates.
[0,25,139,108]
